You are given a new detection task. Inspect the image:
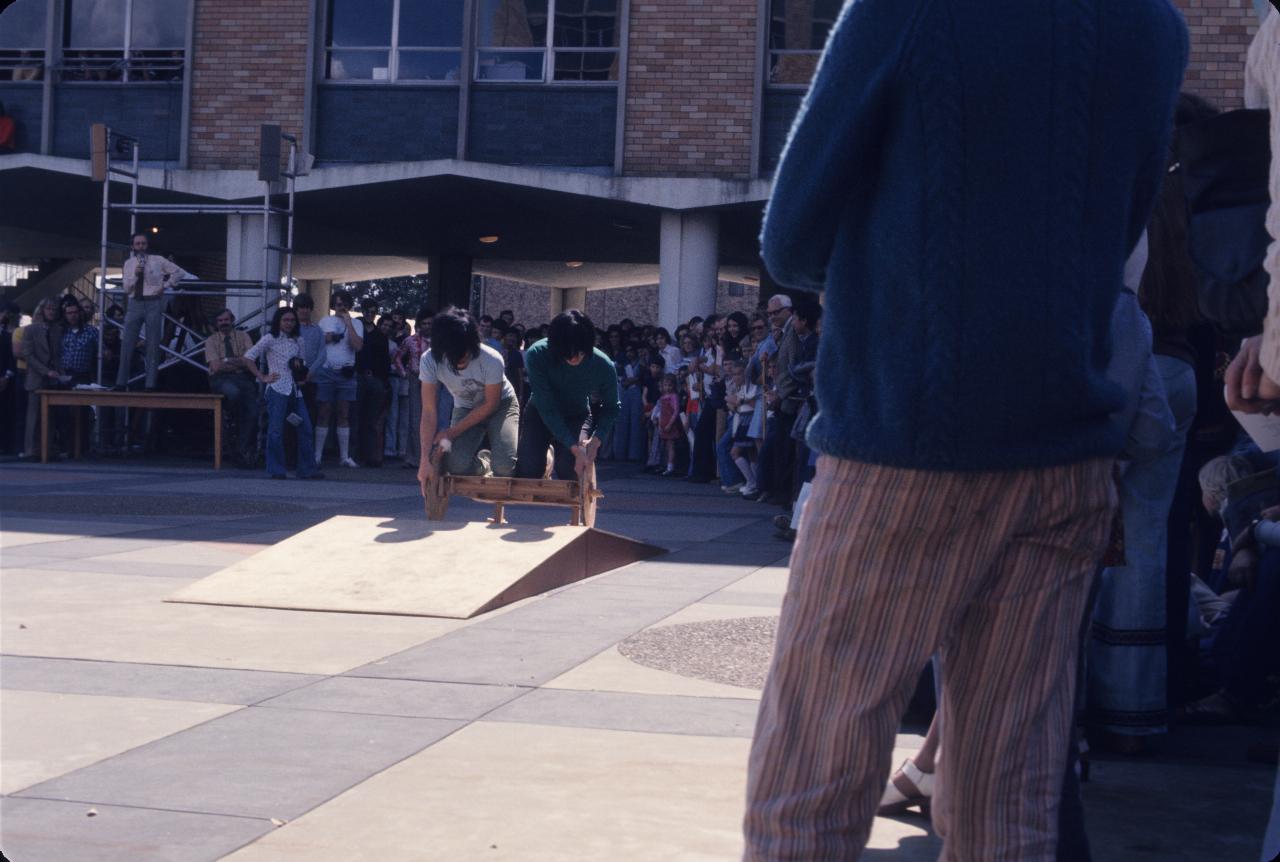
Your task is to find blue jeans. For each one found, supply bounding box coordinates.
[1089,356,1196,735]
[717,427,743,487]
[266,387,318,477]
[613,385,646,461]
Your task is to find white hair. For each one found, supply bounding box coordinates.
[768,294,793,309]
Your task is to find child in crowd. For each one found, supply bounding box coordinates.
[657,373,681,476]
[727,357,760,495]
[643,358,666,473]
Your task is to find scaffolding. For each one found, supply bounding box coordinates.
[93,124,298,387]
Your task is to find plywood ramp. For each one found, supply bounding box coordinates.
[166,516,664,619]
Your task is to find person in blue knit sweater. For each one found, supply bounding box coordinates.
[743,2,1188,860]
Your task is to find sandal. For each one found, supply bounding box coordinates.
[877,759,934,817]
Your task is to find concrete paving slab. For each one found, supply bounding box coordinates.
[721,564,790,596]
[0,797,273,862]
[596,561,766,592]
[15,706,463,820]
[0,656,321,705]
[219,722,753,862]
[700,589,785,608]
[352,625,624,686]
[654,601,781,626]
[1,690,239,794]
[2,569,466,674]
[22,559,229,579]
[9,536,178,559]
[485,591,691,637]
[257,677,528,720]
[0,520,147,548]
[90,540,261,568]
[545,644,763,700]
[130,478,419,502]
[485,688,760,738]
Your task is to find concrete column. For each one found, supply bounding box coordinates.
[658,210,719,331]
[302,279,332,313]
[563,287,588,313]
[427,254,474,312]
[225,214,283,330]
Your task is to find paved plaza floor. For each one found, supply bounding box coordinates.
[0,458,1274,860]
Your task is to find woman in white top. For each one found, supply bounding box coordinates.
[245,306,323,480]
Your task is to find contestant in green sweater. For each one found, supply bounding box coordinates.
[515,310,621,480]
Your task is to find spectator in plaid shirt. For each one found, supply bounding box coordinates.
[59,296,98,385]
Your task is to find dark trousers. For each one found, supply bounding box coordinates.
[1214,547,1280,707]
[515,401,588,480]
[689,405,720,480]
[357,374,389,467]
[209,373,259,461]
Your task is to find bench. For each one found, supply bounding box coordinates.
[38,390,225,469]
[422,447,602,527]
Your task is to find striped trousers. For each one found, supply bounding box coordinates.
[744,456,1115,862]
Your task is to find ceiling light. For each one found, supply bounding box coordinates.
[565,261,584,268]
[478,235,500,244]
[150,226,160,234]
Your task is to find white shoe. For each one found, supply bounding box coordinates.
[739,483,758,496]
[878,759,934,816]
[722,482,744,494]
[340,456,359,468]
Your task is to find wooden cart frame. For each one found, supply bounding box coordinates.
[422,448,603,527]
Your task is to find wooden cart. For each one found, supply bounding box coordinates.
[422,447,603,527]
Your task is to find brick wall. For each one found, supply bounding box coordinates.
[623,1,757,178]
[1172,0,1259,109]
[189,0,310,169]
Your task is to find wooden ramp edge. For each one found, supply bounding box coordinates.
[166,515,664,619]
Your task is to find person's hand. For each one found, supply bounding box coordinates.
[1225,335,1280,413]
[571,437,601,475]
[262,372,280,384]
[46,369,59,379]
[432,428,453,448]
[417,458,435,497]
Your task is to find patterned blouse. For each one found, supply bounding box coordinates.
[244,332,302,397]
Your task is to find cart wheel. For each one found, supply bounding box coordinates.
[579,461,601,528]
[424,448,450,520]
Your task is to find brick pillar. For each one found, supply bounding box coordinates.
[1172,0,1260,109]
[189,0,311,169]
[623,1,758,178]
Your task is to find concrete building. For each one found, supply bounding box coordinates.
[0,0,1265,325]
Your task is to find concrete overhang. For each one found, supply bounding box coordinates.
[0,154,770,283]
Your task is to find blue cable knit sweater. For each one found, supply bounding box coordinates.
[762,0,1188,471]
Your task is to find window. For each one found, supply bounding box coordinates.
[61,0,188,82]
[326,0,464,82]
[476,0,618,83]
[0,0,47,82]
[767,0,840,87]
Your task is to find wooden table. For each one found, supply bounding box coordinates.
[38,390,225,469]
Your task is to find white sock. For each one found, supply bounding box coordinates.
[337,427,351,460]
[666,462,675,471]
[734,456,755,485]
[314,427,329,465]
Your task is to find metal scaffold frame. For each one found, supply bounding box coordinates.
[92,124,298,387]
